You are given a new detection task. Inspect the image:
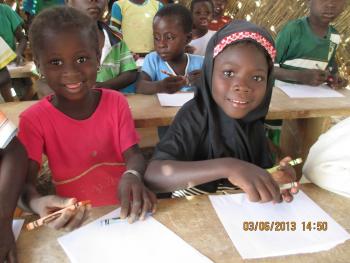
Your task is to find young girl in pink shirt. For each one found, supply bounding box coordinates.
[18,6,156,231]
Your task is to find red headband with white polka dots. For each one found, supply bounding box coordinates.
[213,31,276,62]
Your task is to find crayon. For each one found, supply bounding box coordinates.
[267,158,302,191]
[160,69,176,77]
[100,217,121,226]
[266,158,302,174]
[26,200,91,230]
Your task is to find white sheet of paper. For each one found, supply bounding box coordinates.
[275,80,344,98]
[209,191,350,259]
[157,92,194,107]
[12,219,24,240]
[136,57,144,68]
[58,208,213,263]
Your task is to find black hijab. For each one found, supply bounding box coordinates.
[194,20,276,168]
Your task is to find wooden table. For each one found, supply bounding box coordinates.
[1,88,350,157]
[16,184,350,263]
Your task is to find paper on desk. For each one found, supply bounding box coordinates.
[275,80,344,98]
[12,219,24,240]
[209,191,350,259]
[6,62,35,71]
[58,208,213,263]
[157,92,194,107]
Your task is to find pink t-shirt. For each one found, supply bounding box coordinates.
[18,89,139,207]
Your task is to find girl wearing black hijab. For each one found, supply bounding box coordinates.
[145,20,298,203]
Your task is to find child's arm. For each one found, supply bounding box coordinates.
[14,25,27,66]
[0,138,27,263]
[119,144,157,223]
[146,158,285,203]
[274,67,328,86]
[20,160,90,231]
[95,70,138,90]
[136,72,186,94]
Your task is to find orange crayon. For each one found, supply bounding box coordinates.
[26,200,91,230]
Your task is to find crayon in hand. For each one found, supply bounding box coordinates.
[266,158,302,174]
[161,70,176,77]
[26,200,91,230]
[267,158,302,191]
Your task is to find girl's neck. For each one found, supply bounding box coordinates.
[52,90,101,120]
[192,27,208,39]
[308,16,329,38]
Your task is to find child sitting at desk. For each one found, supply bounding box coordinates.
[274,0,348,88]
[0,111,27,263]
[0,36,16,103]
[188,0,216,56]
[145,20,299,202]
[69,0,137,92]
[136,4,203,94]
[267,0,348,150]
[0,3,33,102]
[18,6,156,231]
[37,0,138,97]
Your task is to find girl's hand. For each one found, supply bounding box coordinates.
[159,76,187,94]
[29,195,91,231]
[227,159,282,203]
[118,173,157,223]
[270,156,299,203]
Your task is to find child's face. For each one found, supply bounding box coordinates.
[35,28,99,101]
[192,2,213,30]
[310,0,345,24]
[212,43,269,119]
[67,0,107,21]
[212,0,227,18]
[153,16,191,62]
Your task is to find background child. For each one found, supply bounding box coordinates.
[0,111,27,263]
[208,0,232,31]
[0,3,34,102]
[110,0,163,56]
[19,6,156,231]
[274,0,348,88]
[22,0,65,28]
[68,0,137,92]
[145,20,298,202]
[188,0,216,56]
[268,0,348,152]
[136,4,203,94]
[38,0,138,97]
[0,36,16,102]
